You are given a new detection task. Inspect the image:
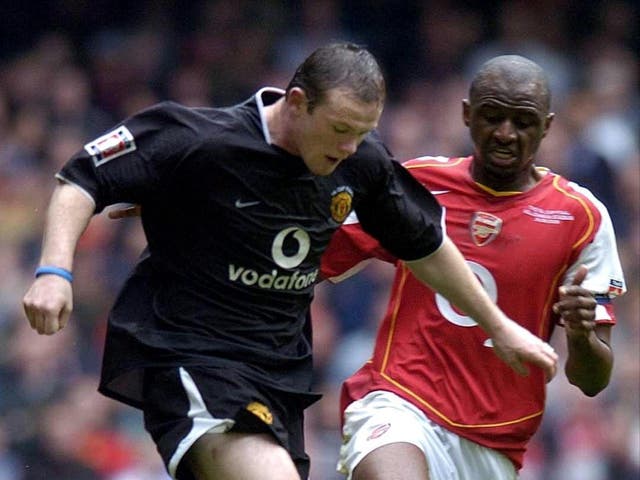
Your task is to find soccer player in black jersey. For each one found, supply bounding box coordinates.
[23,43,557,480]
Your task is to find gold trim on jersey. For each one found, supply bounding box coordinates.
[551,175,595,249]
[381,265,411,372]
[380,370,544,428]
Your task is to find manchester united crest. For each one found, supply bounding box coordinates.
[330,186,353,223]
[470,211,503,246]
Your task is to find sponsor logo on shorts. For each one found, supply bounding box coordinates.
[84,126,136,166]
[470,211,502,246]
[367,422,391,440]
[246,401,273,425]
[330,186,353,223]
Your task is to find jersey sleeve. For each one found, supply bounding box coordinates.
[56,101,199,213]
[320,212,398,282]
[356,157,445,261]
[563,183,626,324]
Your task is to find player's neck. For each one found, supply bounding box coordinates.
[472,164,543,193]
[264,99,299,156]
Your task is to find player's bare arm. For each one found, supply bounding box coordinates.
[23,182,94,335]
[553,265,613,396]
[406,237,558,380]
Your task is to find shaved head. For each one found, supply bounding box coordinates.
[470,55,551,112]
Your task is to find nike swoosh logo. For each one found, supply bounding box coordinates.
[431,190,450,195]
[235,199,261,208]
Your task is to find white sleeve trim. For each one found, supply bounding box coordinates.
[55,174,97,207]
[563,182,626,296]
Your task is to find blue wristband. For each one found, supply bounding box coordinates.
[35,266,74,283]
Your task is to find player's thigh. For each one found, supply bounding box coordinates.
[142,365,311,479]
[449,434,516,480]
[353,442,429,480]
[185,431,300,480]
[339,391,433,480]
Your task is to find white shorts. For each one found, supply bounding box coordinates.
[337,390,517,480]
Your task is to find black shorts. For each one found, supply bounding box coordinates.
[141,365,319,480]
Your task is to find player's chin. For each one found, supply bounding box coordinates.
[312,157,342,176]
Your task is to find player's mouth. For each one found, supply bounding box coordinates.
[488,148,517,165]
[326,155,341,164]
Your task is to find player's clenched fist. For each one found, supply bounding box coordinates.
[553,265,597,337]
[23,275,73,335]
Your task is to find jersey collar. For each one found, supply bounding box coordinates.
[255,87,285,145]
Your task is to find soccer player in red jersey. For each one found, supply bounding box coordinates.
[321,55,626,480]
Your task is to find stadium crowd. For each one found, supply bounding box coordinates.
[0,1,637,479]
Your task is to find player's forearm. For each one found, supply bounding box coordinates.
[406,237,509,335]
[39,182,95,269]
[565,327,613,396]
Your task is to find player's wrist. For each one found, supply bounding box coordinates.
[35,265,74,283]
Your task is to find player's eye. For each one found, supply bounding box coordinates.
[514,115,537,129]
[480,108,502,124]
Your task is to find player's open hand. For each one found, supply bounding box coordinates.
[553,265,597,339]
[23,276,73,335]
[491,319,558,382]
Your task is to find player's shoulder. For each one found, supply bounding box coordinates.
[341,131,397,178]
[401,155,471,182]
[534,168,615,237]
[402,155,470,169]
[152,99,250,122]
[539,168,608,215]
[136,100,200,118]
[129,100,230,131]
[354,130,394,160]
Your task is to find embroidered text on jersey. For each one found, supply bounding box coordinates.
[470,212,503,246]
[84,126,136,166]
[523,205,574,224]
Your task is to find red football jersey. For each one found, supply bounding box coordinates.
[321,156,626,469]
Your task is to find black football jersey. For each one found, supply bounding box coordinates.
[58,88,443,407]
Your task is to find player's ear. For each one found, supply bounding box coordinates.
[462,99,471,127]
[287,88,309,114]
[541,112,554,138]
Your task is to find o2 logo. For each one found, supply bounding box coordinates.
[435,261,497,328]
[271,227,310,269]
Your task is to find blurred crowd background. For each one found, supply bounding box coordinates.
[0,1,638,479]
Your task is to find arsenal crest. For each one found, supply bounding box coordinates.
[470,211,502,246]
